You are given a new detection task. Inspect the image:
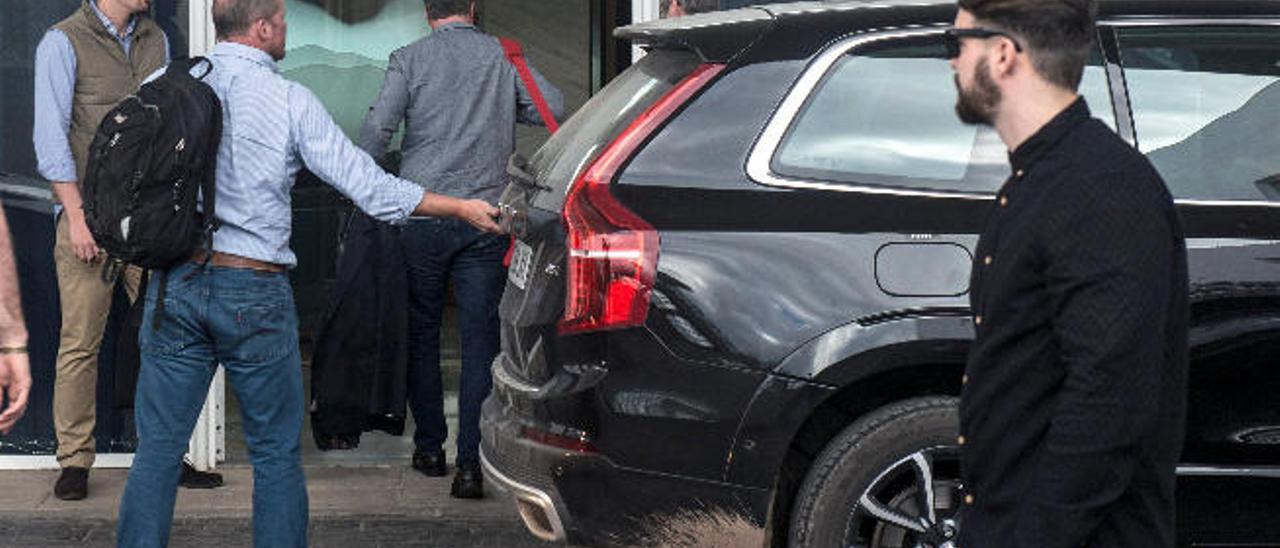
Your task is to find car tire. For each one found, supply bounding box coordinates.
[788,396,961,548]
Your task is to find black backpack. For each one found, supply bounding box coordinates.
[82,56,222,271]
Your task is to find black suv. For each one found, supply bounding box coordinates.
[482,1,1280,546]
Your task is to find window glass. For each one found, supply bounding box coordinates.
[281,0,430,143]
[0,0,81,187]
[280,0,589,158]
[1119,26,1280,202]
[529,49,702,209]
[772,35,1114,194]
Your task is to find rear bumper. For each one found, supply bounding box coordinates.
[479,393,592,543]
[481,367,776,547]
[479,448,566,542]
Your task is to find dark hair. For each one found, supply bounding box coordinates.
[212,0,281,39]
[660,0,720,17]
[956,0,1097,90]
[424,0,472,20]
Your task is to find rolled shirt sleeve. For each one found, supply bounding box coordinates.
[289,82,424,224]
[33,29,78,183]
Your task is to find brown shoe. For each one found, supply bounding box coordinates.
[53,467,89,501]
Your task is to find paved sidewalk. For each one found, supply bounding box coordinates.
[0,466,551,547]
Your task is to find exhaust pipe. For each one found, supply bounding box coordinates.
[480,451,567,542]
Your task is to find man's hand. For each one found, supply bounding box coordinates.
[67,213,100,263]
[414,192,503,233]
[457,199,503,234]
[50,183,99,263]
[0,202,30,435]
[0,352,31,435]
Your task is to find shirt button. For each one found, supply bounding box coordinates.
[974,315,983,326]
[983,255,992,266]
[965,494,975,505]
[962,374,969,385]
[957,435,966,445]
[999,195,1009,207]
[1016,169,1025,178]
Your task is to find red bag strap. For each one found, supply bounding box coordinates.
[499,37,559,134]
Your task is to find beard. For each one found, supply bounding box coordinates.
[270,39,287,62]
[954,58,1001,125]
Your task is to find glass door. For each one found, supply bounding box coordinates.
[0,0,192,469]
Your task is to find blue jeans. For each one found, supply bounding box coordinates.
[402,218,506,464]
[118,263,307,548]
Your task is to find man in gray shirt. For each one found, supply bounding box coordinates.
[360,0,563,499]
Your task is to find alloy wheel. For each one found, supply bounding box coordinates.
[843,445,962,548]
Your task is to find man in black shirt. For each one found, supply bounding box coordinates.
[949,1,1189,546]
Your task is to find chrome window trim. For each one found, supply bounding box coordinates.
[0,181,53,202]
[1177,465,1280,479]
[746,20,1280,208]
[1102,17,1280,27]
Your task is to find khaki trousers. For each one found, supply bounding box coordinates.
[53,213,141,469]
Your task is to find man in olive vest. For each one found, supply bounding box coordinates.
[32,0,221,501]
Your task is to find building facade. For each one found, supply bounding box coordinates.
[0,0,788,468]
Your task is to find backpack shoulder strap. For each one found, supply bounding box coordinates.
[164,56,206,79]
[199,84,222,247]
[165,55,222,246]
[498,38,559,134]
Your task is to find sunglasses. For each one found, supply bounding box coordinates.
[944,27,1024,59]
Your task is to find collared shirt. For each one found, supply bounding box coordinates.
[33,3,170,183]
[959,98,1189,548]
[195,42,424,267]
[359,22,564,205]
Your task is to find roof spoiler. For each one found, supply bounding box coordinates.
[614,7,775,63]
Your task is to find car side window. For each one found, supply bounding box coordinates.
[1119,26,1280,202]
[771,35,1114,194]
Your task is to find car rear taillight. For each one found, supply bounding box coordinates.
[559,64,726,335]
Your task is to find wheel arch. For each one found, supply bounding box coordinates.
[723,314,972,546]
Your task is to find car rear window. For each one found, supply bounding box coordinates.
[1119,26,1280,203]
[770,35,1113,195]
[528,49,702,210]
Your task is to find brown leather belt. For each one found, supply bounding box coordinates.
[190,250,286,273]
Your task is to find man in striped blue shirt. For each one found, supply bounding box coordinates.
[115,0,501,546]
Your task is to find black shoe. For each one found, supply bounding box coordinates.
[412,450,448,477]
[53,467,89,501]
[450,461,484,499]
[179,461,224,489]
